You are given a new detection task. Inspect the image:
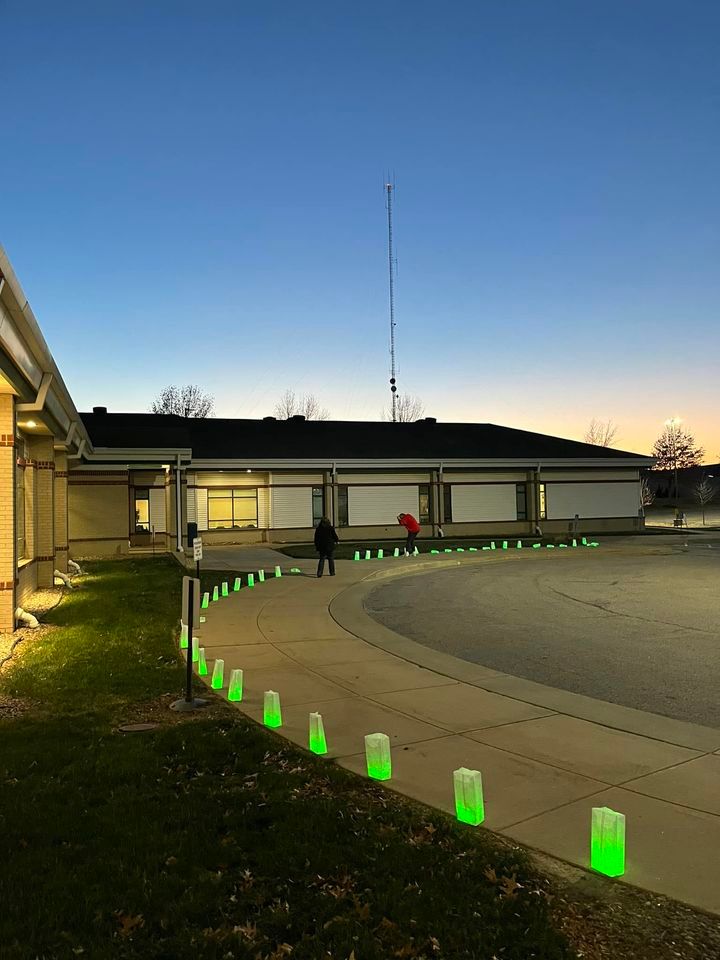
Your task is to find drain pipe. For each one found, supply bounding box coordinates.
[15,608,39,628]
[175,454,184,553]
[68,559,83,576]
[54,569,74,589]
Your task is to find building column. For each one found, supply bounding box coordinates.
[527,468,539,533]
[0,396,16,631]
[54,450,69,573]
[430,469,440,536]
[323,470,333,526]
[330,471,339,529]
[29,435,55,588]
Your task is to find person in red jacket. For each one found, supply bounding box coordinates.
[397,512,420,556]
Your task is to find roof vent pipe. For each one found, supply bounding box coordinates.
[290,414,306,422]
[92,406,107,415]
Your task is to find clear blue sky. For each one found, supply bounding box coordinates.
[2,0,719,457]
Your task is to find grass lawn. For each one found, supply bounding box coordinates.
[2,559,718,960]
[0,558,572,960]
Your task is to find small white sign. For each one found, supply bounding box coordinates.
[192,537,203,561]
[181,575,201,626]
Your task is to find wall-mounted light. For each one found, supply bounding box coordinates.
[246,468,252,473]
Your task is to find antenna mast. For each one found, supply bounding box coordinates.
[386,180,397,422]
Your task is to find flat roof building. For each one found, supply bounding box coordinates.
[0,244,653,630]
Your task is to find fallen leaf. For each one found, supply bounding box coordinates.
[499,873,523,900]
[116,913,144,938]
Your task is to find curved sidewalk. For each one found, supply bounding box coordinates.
[195,549,720,914]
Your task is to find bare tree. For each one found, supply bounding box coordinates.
[381,394,426,423]
[151,385,214,418]
[584,418,618,448]
[274,390,330,420]
[640,476,655,509]
[693,476,718,526]
[652,422,704,501]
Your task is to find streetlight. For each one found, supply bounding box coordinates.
[664,417,682,509]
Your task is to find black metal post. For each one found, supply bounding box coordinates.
[185,579,195,703]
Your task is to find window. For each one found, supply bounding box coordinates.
[419,484,431,524]
[337,484,348,527]
[208,488,258,529]
[134,489,150,532]
[516,483,527,521]
[539,482,547,520]
[443,483,453,523]
[15,439,26,560]
[312,486,324,527]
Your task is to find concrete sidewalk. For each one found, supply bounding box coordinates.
[192,545,720,914]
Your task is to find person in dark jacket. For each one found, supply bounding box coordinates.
[314,517,339,577]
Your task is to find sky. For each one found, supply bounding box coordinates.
[1,0,718,459]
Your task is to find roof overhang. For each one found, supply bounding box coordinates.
[0,247,92,457]
[87,447,193,464]
[187,457,654,470]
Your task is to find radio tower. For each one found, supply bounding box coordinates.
[386,180,398,422]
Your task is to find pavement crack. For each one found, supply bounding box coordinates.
[544,583,715,636]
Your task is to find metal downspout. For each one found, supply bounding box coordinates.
[176,454,183,552]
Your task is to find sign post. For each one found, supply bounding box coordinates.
[171,575,207,712]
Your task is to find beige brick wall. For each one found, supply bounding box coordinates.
[17,559,38,609]
[68,472,129,555]
[0,395,16,631]
[28,435,55,588]
[54,451,68,573]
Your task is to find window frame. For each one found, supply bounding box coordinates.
[418,483,431,525]
[516,483,527,521]
[133,488,151,533]
[312,486,324,527]
[337,484,349,527]
[442,483,453,523]
[15,437,26,561]
[207,487,258,530]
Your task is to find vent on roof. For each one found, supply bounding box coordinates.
[424,417,437,423]
[290,414,306,422]
[92,406,107,415]
[263,416,276,421]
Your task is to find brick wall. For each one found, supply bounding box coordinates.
[0,396,15,631]
[28,435,55,588]
[54,451,68,573]
[68,473,129,554]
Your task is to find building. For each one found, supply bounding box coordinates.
[1,245,653,631]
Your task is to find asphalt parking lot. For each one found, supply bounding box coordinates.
[364,542,720,727]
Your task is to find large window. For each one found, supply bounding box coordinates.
[442,483,453,523]
[208,488,258,529]
[539,482,547,520]
[337,485,348,527]
[516,483,527,521]
[419,484,431,525]
[15,439,26,560]
[134,489,150,532]
[312,486,325,527]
